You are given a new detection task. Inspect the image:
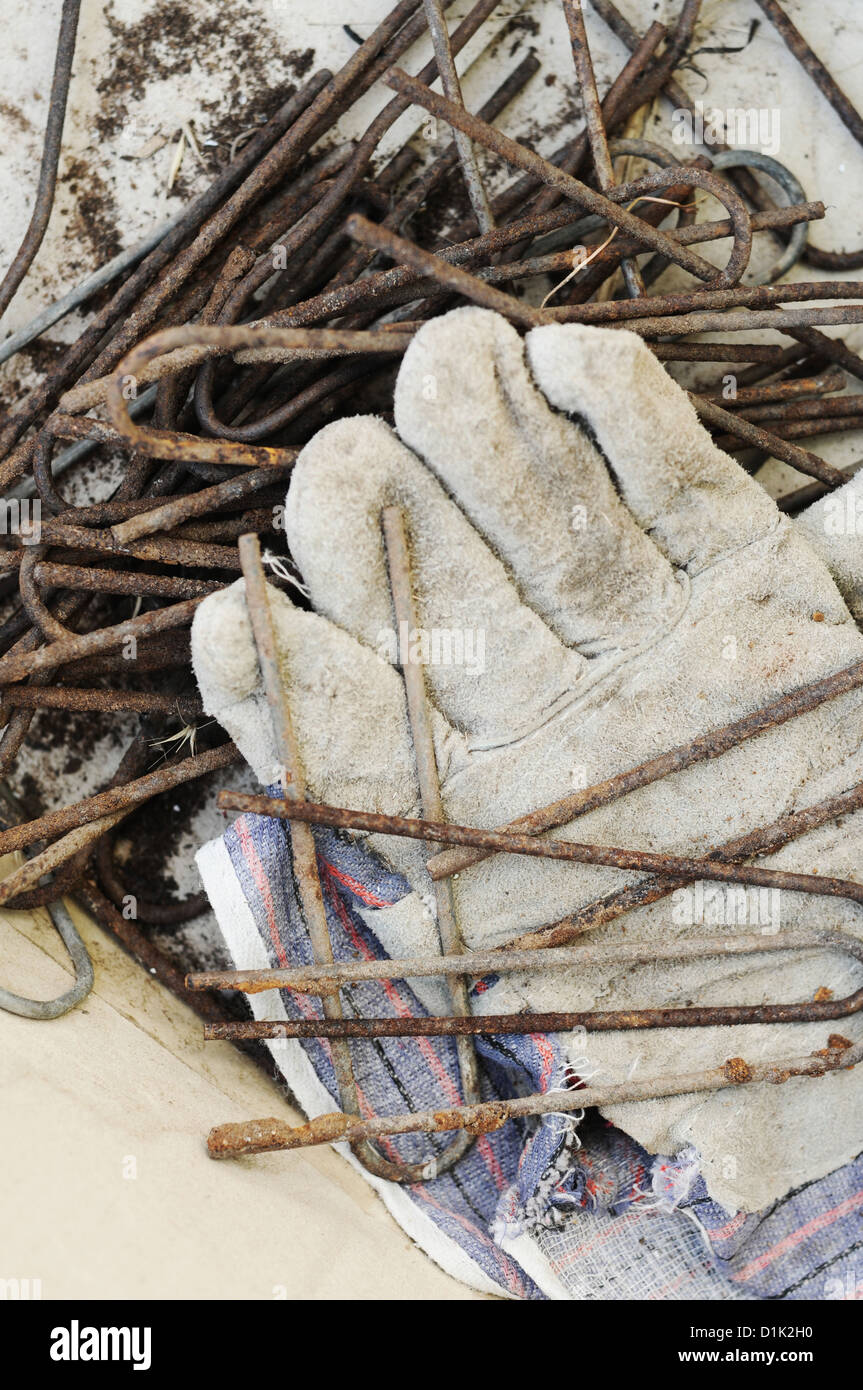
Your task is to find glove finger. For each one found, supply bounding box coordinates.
[191,578,460,891]
[796,477,863,624]
[286,414,588,748]
[526,322,781,575]
[393,306,680,656]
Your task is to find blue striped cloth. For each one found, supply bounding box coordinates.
[214,797,861,1300]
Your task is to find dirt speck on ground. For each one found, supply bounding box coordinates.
[19,705,128,796]
[0,99,32,135]
[111,754,220,904]
[61,155,125,265]
[94,0,313,147]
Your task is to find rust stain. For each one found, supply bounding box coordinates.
[306,1112,354,1143]
[432,1109,467,1132]
[464,1101,510,1136]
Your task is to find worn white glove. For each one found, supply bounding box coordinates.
[192,306,863,1213]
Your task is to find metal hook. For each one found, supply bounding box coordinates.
[710,149,809,283]
[0,781,94,1020]
[0,897,94,1020]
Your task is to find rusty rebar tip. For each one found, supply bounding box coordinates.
[206,1112,351,1158]
[206,1117,295,1158]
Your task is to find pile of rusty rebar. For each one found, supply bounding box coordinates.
[2,0,863,1058]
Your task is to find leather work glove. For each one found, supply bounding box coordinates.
[192,305,863,1218]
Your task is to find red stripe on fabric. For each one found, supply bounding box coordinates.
[414,1186,530,1299]
[236,821,331,1056]
[325,879,462,1095]
[321,858,393,908]
[731,1189,863,1282]
[708,1210,749,1243]
[556,1208,642,1269]
[647,1267,702,1300]
[530,1033,556,1091]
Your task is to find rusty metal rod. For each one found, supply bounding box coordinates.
[714,417,863,453]
[564,0,643,297]
[24,520,242,571]
[382,505,480,1116]
[754,0,863,147]
[510,778,863,953]
[691,395,846,487]
[552,279,863,326]
[204,984,863,1038]
[0,742,238,856]
[0,686,202,716]
[0,809,128,906]
[751,0,863,270]
[31,562,220,601]
[101,325,412,466]
[188,926,863,998]
[0,595,207,685]
[699,366,847,408]
[742,416,863,441]
[736,395,863,423]
[384,66,752,285]
[206,1040,863,1157]
[346,214,551,326]
[428,658,863,880]
[0,0,81,321]
[73,326,412,413]
[603,304,863,341]
[110,464,293,544]
[651,344,790,364]
[422,0,494,232]
[217,789,863,905]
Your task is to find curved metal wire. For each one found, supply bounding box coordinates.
[0,897,93,1019]
[710,149,809,283]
